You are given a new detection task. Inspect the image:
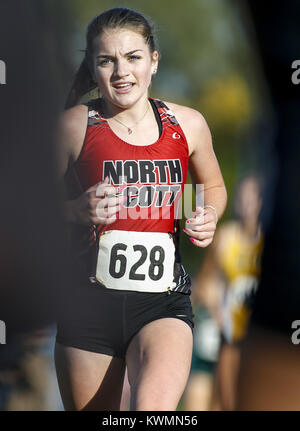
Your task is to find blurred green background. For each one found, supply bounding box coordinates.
[64,0,270,277]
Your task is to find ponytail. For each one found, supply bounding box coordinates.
[65,55,97,109]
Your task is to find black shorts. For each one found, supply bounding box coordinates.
[56,283,194,359]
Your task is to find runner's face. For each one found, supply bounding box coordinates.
[92,29,158,109]
[238,179,262,222]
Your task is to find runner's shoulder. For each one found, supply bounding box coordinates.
[216,221,240,240]
[162,100,208,132]
[59,103,88,133]
[161,100,210,151]
[57,104,88,160]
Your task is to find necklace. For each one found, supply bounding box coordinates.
[108,101,150,135]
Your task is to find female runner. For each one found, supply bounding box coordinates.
[54,7,227,411]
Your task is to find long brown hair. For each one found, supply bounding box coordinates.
[65,7,158,109]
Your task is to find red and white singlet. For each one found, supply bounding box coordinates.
[65,98,191,294]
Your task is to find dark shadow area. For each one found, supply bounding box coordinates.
[236,0,300,410]
[0,0,75,333]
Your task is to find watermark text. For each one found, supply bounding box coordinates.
[0,60,6,85]
[291,320,300,344]
[291,60,300,84]
[0,320,6,344]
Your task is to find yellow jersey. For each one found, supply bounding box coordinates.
[216,222,264,343]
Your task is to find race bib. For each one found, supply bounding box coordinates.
[95,230,176,292]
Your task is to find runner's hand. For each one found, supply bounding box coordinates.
[183,206,217,248]
[69,176,125,225]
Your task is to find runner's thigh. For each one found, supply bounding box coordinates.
[126,317,193,410]
[55,343,126,411]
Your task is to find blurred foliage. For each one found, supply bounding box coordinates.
[197,75,252,134]
[63,0,269,276]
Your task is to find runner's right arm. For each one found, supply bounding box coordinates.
[55,105,124,225]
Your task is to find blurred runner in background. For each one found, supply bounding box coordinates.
[0,329,63,411]
[182,269,221,411]
[184,176,263,410]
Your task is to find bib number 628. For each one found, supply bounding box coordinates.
[96,230,175,292]
[109,243,165,281]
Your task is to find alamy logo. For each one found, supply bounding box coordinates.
[291,60,300,85]
[0,60,6,85]
[0,320,6,344]
[291,320,300,345]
